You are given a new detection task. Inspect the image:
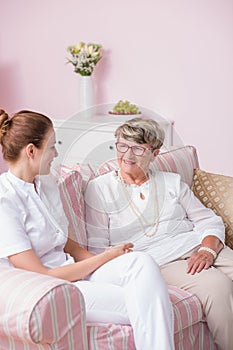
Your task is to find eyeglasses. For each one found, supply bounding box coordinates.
[115,142,152,156]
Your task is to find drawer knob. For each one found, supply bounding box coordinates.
[109,145,114,150]
[58,140,62,145]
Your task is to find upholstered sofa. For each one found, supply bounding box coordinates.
[1,145,233,349]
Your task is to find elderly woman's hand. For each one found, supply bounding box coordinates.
[187,250,214,275]
[104,243,134,259]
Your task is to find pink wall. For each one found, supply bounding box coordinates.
[1,0,233,175]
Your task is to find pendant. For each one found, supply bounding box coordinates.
[140,192,145,200]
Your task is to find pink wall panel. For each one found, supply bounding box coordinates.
[0,0,233,175]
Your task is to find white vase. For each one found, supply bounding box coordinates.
[79,75,95,111]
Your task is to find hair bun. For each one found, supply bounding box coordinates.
[0,109,8,116]
[0,109,10,140]
[0,109,9,122]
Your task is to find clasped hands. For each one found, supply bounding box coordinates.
[104,243,134,259]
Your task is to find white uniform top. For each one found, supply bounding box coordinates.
[85,170,225,265]
[0,171,73,268]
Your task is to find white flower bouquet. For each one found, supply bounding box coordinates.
[67,42,102,76]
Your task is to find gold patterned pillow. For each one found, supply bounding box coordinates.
[192,168,233,250]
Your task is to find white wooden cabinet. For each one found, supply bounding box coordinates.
[53,111,174,167]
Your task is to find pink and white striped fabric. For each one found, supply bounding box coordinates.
[86,285,217,350]
[0,265,87,350]
[152,145,199,187]
[0,263,217,350]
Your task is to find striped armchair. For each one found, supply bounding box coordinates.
[0,146,218,349]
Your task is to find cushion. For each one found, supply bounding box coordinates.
[192,168,233,249]
[152,145,199,187]
[52,165,88,246]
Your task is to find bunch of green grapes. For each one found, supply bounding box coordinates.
[109,100,141,115]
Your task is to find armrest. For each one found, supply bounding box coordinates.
[0,265,87,349]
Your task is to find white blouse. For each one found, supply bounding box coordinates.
[0,171,72,268]
[84,170,225,266]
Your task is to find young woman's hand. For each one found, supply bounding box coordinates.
[8,243,134,283]
[104,243,134,259]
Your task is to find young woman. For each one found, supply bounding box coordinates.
[0,109,175,350]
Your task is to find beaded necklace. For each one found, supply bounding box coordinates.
[118,169,159,237]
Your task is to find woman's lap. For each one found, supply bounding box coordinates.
[74,280,130,324]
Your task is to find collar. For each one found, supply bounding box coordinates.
[7,170,41,194]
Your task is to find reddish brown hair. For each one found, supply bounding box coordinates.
[0,109,53,162]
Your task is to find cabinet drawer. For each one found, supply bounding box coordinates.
[54,127,117,166]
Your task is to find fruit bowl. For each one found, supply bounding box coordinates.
[108,111,142,121]
[108,100,141,120]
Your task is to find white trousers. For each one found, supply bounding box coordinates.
[74,252,174,350]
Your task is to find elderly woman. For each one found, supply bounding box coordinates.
[85,117,233,350]
[0,110,174,350]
